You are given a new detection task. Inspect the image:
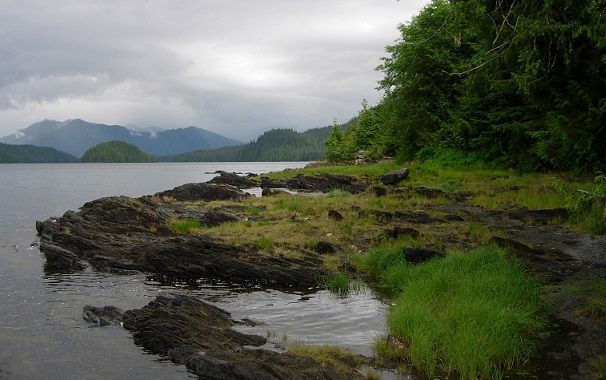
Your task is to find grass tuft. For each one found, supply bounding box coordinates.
[287,343,363,374]
[358,246,543,379]
[323,272,362,296]
[170,218,201,233]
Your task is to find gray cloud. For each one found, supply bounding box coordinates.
[0,0,428,140]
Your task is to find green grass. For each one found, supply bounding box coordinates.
[356,246,543,379]
[287,343,364,375]
[254,236,275,252]
[327,189,351,198]
[170,218,201,233]
[323,272,362,296]
[581,279,606,319]
[594,354,606,380]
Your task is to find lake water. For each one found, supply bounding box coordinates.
[0,163,388,379]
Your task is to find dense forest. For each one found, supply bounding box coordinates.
[327,0,605,172]
[81,141,155,163]
[163,127,334,162]
[0,143,78,163]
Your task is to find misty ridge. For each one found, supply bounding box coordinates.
[0,119,241,157]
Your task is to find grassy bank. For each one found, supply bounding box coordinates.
[355,245,543,378]
[167,160,602,377]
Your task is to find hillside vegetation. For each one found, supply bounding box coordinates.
[163,127,332,162]
[326,0,605,173]
[0,143,78,163]
[81,140,155,163]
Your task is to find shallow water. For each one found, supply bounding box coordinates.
[0,163,390,379]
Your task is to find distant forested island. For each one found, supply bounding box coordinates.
[162,127,332,162]
[0,143,78,163]
[81,141,155,163]
[0,125,337,163]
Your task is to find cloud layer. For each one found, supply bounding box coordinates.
[0,0,427,140]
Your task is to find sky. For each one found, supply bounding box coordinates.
[0,0,429,141]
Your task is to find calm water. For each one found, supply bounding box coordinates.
[0,163,388,379]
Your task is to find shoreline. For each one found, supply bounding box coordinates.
[36,161,606,379]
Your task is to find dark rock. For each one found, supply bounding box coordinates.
[121,294,359,380]
[208,172,259,189]
[445,214,465,221]
[394,210,436,224]
[156,183,247,202]
[413,186,446,198]
[489,236,581,282]
[261,187,290,197]
[386,226,420,239]
[38,195,325,289]
[369,210,394,223]
[328,210,344,221]
[200,209,240,227]
[506,208,569,224]
[403,247,445,263]
[82,305,123,326]
[262,174,367,194]
[370,185,387,197]
[380,168,409,185]
[41,242,86,271]
[314,241,337,254]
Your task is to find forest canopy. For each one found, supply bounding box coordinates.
[326,0,606,172]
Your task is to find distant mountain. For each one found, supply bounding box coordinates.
[162,127,332,162]
[1,119,241,157]
[0,143,78,163]
[81,141,155,163]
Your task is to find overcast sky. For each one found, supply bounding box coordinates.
[0,0,428,140]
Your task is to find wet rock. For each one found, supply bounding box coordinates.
[38,195,326,288]
[121,294,359,380]
[156,183,247,202]
[314,241,337,254]
[403,247,445,263]
[380,168,409,185]
[489,236,581,282]
[262,174,367,194]
[386,226,420,239]
[41,242,86,271]
[82,305,123,326]
[328,210,344,221]
[261,187,290,197]
[208,172,259,189]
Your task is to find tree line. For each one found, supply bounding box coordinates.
[326,0,605,172]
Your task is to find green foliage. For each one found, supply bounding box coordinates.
[331,0,606,172]
[170,218,201,233]
[81,140,155,163]
[357,245,543,379]
[0,142,78,163]
[165,128,330,162]
[254,236,274,252]
[323,272,361,296]
[569,175,606,234]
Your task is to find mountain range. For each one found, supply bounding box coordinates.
[0,119,240,157]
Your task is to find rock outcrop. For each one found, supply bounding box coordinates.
[380,168,409,185]
[37,194,325,288]
[260,173,367,194]
[115,294,361,380]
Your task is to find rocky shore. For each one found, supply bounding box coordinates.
[35,167,606,379]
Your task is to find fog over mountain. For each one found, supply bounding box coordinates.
[1,119,240,157]
[0,1,428,140]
